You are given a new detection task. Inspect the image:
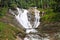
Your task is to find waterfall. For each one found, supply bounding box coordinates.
[16,7,41,40]
[9,7,49,40]
[15,8,32,28]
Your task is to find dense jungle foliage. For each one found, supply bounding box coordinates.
[0,0,60,22]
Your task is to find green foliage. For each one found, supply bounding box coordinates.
[41,8,60,22]
[51,0,60,12]
[0,22,16,40]
[0,7,8,18]
[0,21,25,40]
[0,0,60,22]
[10,3,17,9]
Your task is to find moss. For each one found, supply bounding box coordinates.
[0,22,16,40]
[0,21,26,40]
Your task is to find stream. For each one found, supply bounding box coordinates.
[9,7,49,40]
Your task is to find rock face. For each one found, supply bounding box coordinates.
[27,11,35,27]
[16,36,23,40]
[37,22,60,40]
[9,7,42,40]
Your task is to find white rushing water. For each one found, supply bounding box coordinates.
[15,7,40,34]
[9,7,49,40]
[16,8,32,28]
[16,7,41,40]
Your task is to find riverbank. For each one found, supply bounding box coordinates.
[0,13,26,40]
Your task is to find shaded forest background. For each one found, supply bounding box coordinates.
[0,0,60,22]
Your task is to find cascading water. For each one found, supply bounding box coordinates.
[16,8,32,29]
[9,7,49,40]
[17,7,41,40]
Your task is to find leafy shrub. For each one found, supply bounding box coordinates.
[0,7,8,17]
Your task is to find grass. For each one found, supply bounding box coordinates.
[38,8,60,22]
[0,21,25,40]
